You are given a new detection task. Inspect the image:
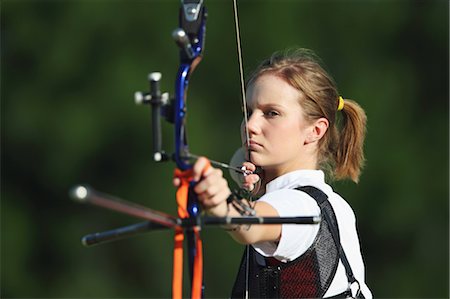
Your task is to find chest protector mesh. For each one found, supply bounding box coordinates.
[230,186,340,298]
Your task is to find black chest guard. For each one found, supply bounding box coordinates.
[230,186,341,298]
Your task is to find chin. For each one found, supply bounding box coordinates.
[249,153,268,167]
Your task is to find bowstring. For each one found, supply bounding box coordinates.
[233,0,250,158]
[232,1,251,298]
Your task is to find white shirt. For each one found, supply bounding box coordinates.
[252,170,372,298]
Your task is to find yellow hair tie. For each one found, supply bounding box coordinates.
[337,96,345,111]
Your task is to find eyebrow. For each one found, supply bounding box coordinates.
[247,102,288,110]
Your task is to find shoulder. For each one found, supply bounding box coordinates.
[258,188,321,217]
[326,191,356,223]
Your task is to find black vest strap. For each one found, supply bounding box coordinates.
[297,186,364,299]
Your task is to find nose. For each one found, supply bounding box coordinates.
[242,112,260,140]
[247,112,260,134]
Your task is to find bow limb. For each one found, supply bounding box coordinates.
[173,0,206,170]
[172,1,207,298]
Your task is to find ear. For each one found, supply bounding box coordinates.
[304,117,329,144]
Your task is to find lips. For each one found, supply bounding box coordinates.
[244,140,262,150]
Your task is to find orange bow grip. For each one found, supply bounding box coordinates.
[172,158,211,299]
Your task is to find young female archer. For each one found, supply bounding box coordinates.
[188,49,372,298]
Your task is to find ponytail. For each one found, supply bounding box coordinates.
[334,99,367,183]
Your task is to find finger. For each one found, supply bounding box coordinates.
[192,157,212,181]
[243,173,260,188]
[194,168,224,195]
[199,187,230,209]
[244,173,260,184]
[173,177,181,187]
[242,182,255,192]
[242,173,261,191]
[242,161,256,173]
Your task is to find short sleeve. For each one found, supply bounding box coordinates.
[252,189,321,262]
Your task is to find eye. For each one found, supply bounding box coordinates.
[245,108,253,119]
[264,110,280,118]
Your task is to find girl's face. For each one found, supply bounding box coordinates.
[242,74,318,178]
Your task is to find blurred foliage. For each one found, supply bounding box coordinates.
[1,0,448,298]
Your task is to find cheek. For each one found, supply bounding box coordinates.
[273,122,305,146]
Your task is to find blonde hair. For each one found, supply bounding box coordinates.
[247,49,367,183]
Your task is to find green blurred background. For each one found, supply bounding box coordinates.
[2,0,448,297]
